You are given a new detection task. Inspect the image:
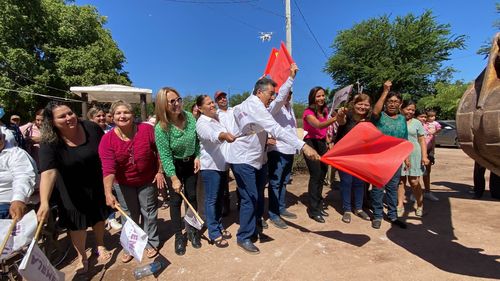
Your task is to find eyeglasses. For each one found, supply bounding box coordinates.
[386,100,401,105]
[168,97,183,105]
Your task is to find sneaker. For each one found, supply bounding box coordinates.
[269,217,288,229]
[415,206,423,217]
[342,212,352,223]
[372,219,382,229]
[354,209,370,221]
[280,210,297,219]
[397,207,404,218]
[390,219,407,229]
[107,218,122,230]
[258,219,268,229]
[424,192,439,201]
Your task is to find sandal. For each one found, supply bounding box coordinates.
[146,247,159,259]
[221,230,232,239]
[209,236,229,248]
[96,247,112,264]
[74,259,88,275]
[121,252,133,263]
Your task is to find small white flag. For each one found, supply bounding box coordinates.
[184,208,203,230]
[19,239,64,281]
[120,219,148,262]
[330,84,353,114]
[0,210,37,258]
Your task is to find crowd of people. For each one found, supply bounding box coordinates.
[1,65,499,274]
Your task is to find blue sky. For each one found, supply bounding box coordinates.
[74,0,498,103]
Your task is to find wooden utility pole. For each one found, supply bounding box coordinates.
[285,0,292,55]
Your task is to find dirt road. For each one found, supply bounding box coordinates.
[62,147,500,280]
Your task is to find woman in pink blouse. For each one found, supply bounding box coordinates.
[302,86,337,223]
[98,100,165,263]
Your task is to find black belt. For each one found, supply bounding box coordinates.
[174,155,195,162]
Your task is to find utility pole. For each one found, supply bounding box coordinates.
[285,0,292,56]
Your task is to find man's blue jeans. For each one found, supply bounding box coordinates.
[338,170,365,212]
[201,170,227,240]
[231,163,267,242]
[0,203,10,219]
[371,168,401,220]
[267,151,294,220]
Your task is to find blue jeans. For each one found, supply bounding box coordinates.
[339,170,365,212]
[201,170,227,240]
[371,168,401,220]
[231,163,267,242]
[0,203,10,219]
[267,151,294,220]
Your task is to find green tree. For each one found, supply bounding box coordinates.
[417,81,469,120]
[182,95,197,113]
[292,102,307,128]
[0,0,130,120]
[229,91,250,107]
[324,10,465,99]
[477,3,500,57]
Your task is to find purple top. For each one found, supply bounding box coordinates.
[99,123,158,187]
[303,108,328,140]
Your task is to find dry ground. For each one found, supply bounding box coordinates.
[59,147,500,281]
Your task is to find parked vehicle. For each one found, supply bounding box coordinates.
[435,120,459,147]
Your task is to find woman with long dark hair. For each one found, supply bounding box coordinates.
[302,86,337,223]
[36,102,111,274]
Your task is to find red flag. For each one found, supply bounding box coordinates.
[268,42,294,91]
[264,48,279,75]
[320,122,413,187]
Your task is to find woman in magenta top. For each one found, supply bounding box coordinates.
[302,86,337,223]
[98,100,165,262]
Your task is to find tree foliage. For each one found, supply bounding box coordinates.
[477,3,500,57]
[417,81,469,120]
[324,10,465,99]
[229,91,251,107]
[0,0,130,120]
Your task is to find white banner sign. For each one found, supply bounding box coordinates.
[0,210,37,258]
[330,84,353,115]
[120,219,148,262]
[19,239,64,281]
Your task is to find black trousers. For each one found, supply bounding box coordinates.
[304,138,329,216]
[474,162,500,199]
[169,157,198,233]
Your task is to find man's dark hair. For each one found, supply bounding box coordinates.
[253,77,277,95]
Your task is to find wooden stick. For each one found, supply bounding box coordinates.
[114,205,132,222]
[33,221,45,242]
[179,192,204,225]
[0,219,18,255]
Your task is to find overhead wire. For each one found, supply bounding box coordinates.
[292,0,329,59]
[1,64,72,95]
[0,87,83,103]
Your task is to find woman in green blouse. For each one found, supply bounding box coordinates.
[155,87,201,256]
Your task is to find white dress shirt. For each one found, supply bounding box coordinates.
[217,107,235,133]
[0,146,36,203]
[226,93,305,169]
[267,77,299,155]
[196,114,229,171]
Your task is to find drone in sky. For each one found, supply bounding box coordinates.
[259,32,273,42]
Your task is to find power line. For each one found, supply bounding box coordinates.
[1,64,71,94]
[0,87,83,103]
[292,0,328,59]
[244,2,285,18]
[204,4,264,31]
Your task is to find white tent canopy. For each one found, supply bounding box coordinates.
[70,84,152,104]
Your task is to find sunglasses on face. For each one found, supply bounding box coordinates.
[168,97,183,105]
